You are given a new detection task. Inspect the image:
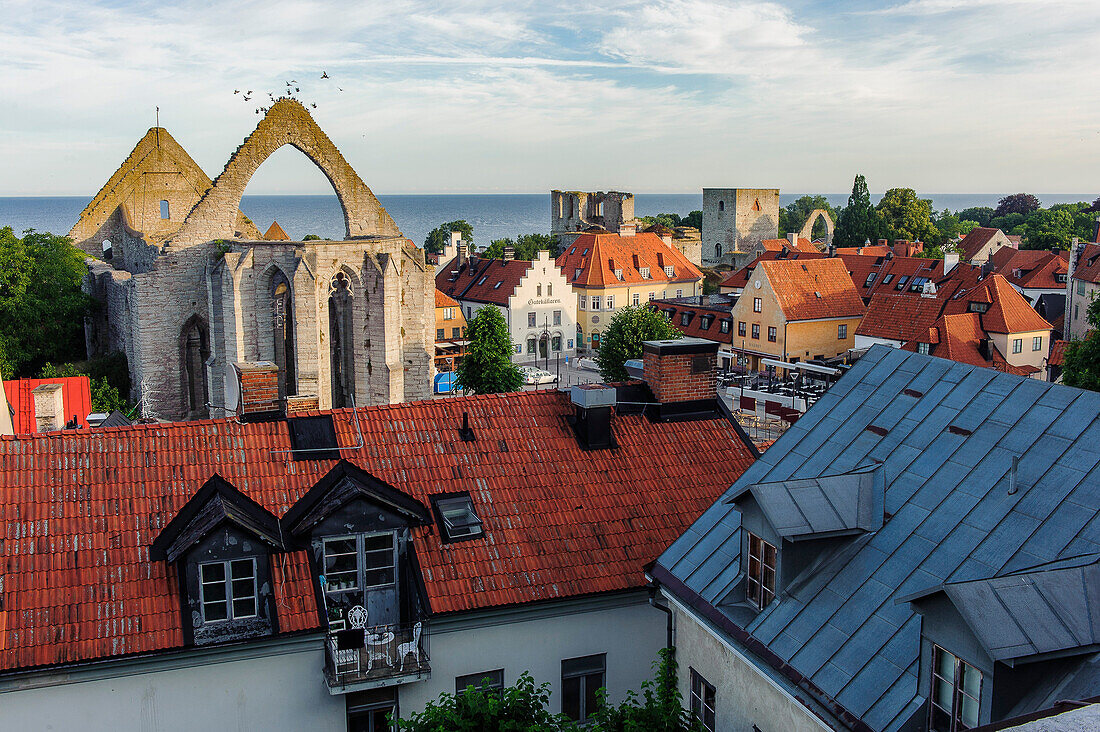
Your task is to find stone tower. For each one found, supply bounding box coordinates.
[701,188,779,268]
[74,99,434,420]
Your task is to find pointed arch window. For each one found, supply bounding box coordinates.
[271,271,296,399]
[329,271,356,408]
[180,316,210,418]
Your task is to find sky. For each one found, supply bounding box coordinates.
[1,0,1098,196]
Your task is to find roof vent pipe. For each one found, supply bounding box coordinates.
[1008,454,1020,495]
[459,411,476,442]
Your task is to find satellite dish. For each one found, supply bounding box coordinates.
[754,280,761,289]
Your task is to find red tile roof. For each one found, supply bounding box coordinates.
[2,377,92,434]
[653,298,734,343]
[855,293,944,342]
[1048,339,1067,366]
[435,257,533,306]
[941,274,1051,334]
[0,390,755,673]
[1072,243,1100,285]
[435,289,459,308]
[834,245,891,256]
[262,220,290,241]
[759,258,866,321]
[557,232,702,289]
[718,250,825,291]
[989,248,1069,290]
[836,253,944,300]
[902,313,1037,376]
[759,238,819,254]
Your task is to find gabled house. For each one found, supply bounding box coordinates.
[433,289,467,373]
[727,258,865,372]
[957,227,1017,264]
[652,346,1100,731]
[836,253,950,303]
[557,230,703,352]
[1065,228,1100,340]
[988,247,1068,303]
[436,247,577,363]
[718,248,825,296]
[0,347,757,729]
[652,294,738,369]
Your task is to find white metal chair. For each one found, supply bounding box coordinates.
[348,605,367,630]
[397,622,423,671]
[329,634,359,675]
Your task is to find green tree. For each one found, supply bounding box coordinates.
[876,188,939,243]
[778,195,838,240]
[596,305,682,382]
[931,210,978,244]
[303,233,321,241]
[833,175,884,247]
[483,233,559,260]
[637,213,682,231]
[425,220,474,255]
[1063,296,1100,391]
[681,210,703,230]
[0,227,91,379]
[457,307,523,394]
[38,358,132,414]
[957,206,995,228]
[395,671,578,732]
[591,649,706,732]
[994,193,1041,218]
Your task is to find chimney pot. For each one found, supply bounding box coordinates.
[32,383,65,432]
[503,246,515,262]
[787,232,797,247]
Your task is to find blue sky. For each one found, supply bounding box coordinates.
[1,0,1098,195]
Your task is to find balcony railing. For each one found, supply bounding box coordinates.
[323,620,431,694]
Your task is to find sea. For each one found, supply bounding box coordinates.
[1,193,1094,246]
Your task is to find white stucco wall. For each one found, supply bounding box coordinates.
[0,639,344,732]
[854,334,902,350]
[667,595,833,732]
[509,250,579,365]
[401,594,665,714]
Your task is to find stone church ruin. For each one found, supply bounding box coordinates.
[72,99,434,420]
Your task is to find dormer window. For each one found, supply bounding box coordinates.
[745,531,776,610]
[664,265,675,277]
[433,494,484,542]
[200,558,258,622]
[930,645,981,732]
[615,269,624,280]
[640,267,650,279]
[967,301,989,313]
[321,532,397,610]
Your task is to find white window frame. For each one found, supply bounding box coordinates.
[633,293,640,306]
[199,558,258,623]
[1012,338,1022,354]
[606,295,614,310]
[1032,336,1042,351]
[689,668,717,732]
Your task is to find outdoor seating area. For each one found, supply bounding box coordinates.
[323,609,430,692]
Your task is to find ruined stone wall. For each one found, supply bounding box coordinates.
[550,190,635,236]
[170,100,400,245]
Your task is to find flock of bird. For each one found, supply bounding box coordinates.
[234,71,344,115]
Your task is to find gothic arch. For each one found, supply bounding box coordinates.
[261,263,297,399]
[327,266,360,408]
[169,99,401,244]
[179,313,211,419]
[798,208,835,246]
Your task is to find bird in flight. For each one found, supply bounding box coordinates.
[321,71,329,79]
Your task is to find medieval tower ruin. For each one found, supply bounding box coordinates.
[701,188,780,268]
[550,190,635,246]
[71,99,434,420]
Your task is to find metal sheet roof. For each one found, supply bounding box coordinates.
[729,467,884,540]
[657,345,1100,730]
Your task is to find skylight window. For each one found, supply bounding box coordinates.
[894,275,910,290]
[570,247,576,255]
[882,274,894,285]
[478,276,487,285]
[287,415,340,461]
[433,494,484,542]
[494,281,502,289]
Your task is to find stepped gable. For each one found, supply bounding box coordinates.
[68,127,261,251]
[168,99,400,245]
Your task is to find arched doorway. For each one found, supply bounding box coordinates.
[329,271,356,408]
[539,333,550,360]
[591,331,601,350]
[180,315,210,418]
[271,270,296,399]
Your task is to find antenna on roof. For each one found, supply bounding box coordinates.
[155,106,160,147]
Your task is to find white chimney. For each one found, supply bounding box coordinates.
[619,221,636,237]
[32,383,65,432]
[787,232,798,247]
[943,251,959,275]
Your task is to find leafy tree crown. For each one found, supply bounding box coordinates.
[595,305,682,382]
[456,306,523,394]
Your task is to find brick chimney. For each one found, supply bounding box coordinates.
[32,383,65,432]
[619,221,637,237]
[234,361,281,421]
[457,242,467,268]
[285,395,320,414]
[642,338,719,420]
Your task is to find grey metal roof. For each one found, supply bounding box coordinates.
[656,345,1100,731]
[905,559,1100,664]
[728,466,884,540]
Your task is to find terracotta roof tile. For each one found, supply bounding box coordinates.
[941,274,1051,333]
[718,250,825,290]
[1072,243,1100,284]
[0,390,755,672]
[989,248,1069,290]
[262,220,290,241]
[435,257,532,306]
[957,227,1009,261]
[1048,339,1067,366]
[557,232,702,289]
[759,258,865,321]
[902,312,1036,375]
[759,238,819,253]
[836,253,944,300]
[652,298,734,343]
[435,289,459,308]
[855,293,943,342]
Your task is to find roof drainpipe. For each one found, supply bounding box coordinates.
[1008,454,1019,495]
[648,582,674,652]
